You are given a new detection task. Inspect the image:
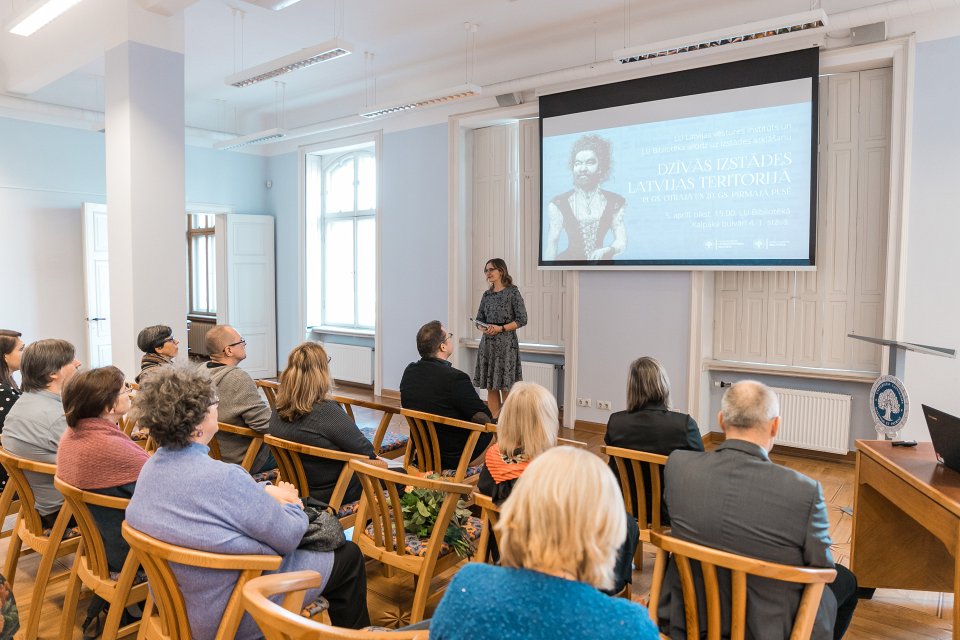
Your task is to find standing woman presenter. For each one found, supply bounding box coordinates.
[473,258,527,419]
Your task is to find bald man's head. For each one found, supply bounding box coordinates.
[720,381,780,433]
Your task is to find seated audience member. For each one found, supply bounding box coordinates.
[134,324,179,384]
[57,366,148,572]
[661,380,858,640]
[0,330,24,431]
[201,325,273,473]
[269,342,383,504]
[126,364,370,639]
[477,381,558,505]
[431,446,659,640]
[400,320,493,470]
[1,339,79,528]
[604,356,703,523]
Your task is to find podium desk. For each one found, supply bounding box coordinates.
[852,440,960,637]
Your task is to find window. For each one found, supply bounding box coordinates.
[305,143,377,330]
[187,213,216,316]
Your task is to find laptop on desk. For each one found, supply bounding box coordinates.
[922,404,960,472]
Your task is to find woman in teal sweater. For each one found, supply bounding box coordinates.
[431,446,658,640]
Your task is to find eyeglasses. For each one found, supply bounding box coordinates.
[162,337,178,345]
[446,332,454,341]
[209,396,220,408]
[327,355,332,363]
[483,267,498,274]
[225,338,246,350]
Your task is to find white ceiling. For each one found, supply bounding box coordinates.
[0,0,957,138]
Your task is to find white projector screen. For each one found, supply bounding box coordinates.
[539,48,819,269]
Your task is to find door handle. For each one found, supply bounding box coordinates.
[86,317,107,321]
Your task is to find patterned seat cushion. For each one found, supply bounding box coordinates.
[301,595,330,618]
[360,427,408,454]
[336,500,361,518]
[251,468,279,483]
[440,464,484,479]
[363,516,483,558]
[108,568,149,585]
[42,525,81,540]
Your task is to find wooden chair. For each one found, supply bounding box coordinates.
[121,520,282,640]
[644,530,836,640]
[473,493,502,564]
[0,448,82,640]
[264,434,369,528]
[400,409,495,483]
[243,570,429,640]
[332,394,408,459]
[603,445,668,570]
[349,460,478,623]
[209,422,265,472]
[0,476,21,541]
[54,477,148,640]
[257,378,280,409]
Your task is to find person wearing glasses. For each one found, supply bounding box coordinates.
[135,324,179,384]
[1,339,81,528]
[473,258,527,419]
[201,325,274,473]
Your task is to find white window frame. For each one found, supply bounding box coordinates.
[186,203,232,319]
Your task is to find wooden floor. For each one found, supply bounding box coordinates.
[2,387,953,638]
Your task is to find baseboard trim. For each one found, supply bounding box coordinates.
[706,432,855,463]
[574,419,606,435]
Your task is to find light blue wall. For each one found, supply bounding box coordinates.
[266,151,300,366]
[380,124,450,391]
[186,147,269,213]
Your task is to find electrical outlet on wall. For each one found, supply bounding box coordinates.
[597,400,612,410]
[576,397,592,408]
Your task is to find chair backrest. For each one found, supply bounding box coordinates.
[53,476,130,581]
[256,379,280,410]
[331,394,401,456]
[602,446,668,530]
[473,493,502,563]
[645,530,837,640]
[348,459,473,561]
[209,422,264,471]
[0,447,54,536]
[400,409,493,480]
[263,434,368,509]
[243,570,428,640]
[121,520,282,640]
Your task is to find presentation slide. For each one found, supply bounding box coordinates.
[541,78,814,267]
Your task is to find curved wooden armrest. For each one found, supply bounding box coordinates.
[473,493,500,513]
[54,477,131,510]
[122,521,282,571]
[8,457,57,476]
[602,446,669,465]
[331,395,399,415]
[349,459,473,496]
[217,422,263,438]
[402,408,493,432]
[263,435,370,464]
[557,437,588,448]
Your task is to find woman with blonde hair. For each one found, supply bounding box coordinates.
[431,447,658,640]
[477,381,558,504]
[268,342,381,504]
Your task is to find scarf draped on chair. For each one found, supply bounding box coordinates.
[57,417,149,489]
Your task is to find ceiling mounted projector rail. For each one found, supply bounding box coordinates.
[226,38,352,88]
[6,0,84,36]
[214,128,287,150]
[360,83,482,119]
[614,9,828,65]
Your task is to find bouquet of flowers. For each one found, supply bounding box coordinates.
[399,477,475,558]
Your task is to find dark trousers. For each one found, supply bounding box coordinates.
[829,564,858,639]
[324,541,370,629]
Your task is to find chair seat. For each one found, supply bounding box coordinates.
[40,525,81,540]
[440,464,483,479]
[364,516,483,558]
[107,567,149,585]
[251,468,280,483]
[359,427,408,454]
[336,500,361,518]
[300,594,330,618]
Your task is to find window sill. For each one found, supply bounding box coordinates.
[702,359,878,383]
[460,337,564,355]
[309,326,375,338]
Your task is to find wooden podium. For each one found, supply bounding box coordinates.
[852,440,960,637]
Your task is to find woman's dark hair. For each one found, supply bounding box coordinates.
[129,363,216,450]
[485,258,513,289]
[137,325,174,354]
[0,330,22,389]
[20,339,75,393]
[626,356,671,412]
[63,366,126,427]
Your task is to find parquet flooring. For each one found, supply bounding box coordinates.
[1,386,954,638]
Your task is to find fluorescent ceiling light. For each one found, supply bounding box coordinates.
[7,0,84,36]
[360,83,482,119]
[242,0,304,9]
[614,9,828,64]
[214,128,287,150]
[225,38,353,88]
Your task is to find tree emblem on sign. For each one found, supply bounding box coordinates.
[877,388,902,422]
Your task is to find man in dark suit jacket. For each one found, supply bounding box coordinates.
[400,320,493,470]
[660,380,858,640]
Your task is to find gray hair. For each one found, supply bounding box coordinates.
[136,325,173,354]
[720,380,780,431]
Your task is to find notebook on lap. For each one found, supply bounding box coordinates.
[922,404,960,472]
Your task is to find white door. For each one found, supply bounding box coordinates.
[82,203,111,368]
[216,214,277,379]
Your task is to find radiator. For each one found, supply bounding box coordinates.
[770,386,852,454]
[323,343,374,385]
[521,362,560,398]
[187,318,216,356]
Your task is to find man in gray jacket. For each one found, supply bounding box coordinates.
[201,325,273,473]
[2,339,80,528]
[659,380,858,639]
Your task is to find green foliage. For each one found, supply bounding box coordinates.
[399,476,474,558]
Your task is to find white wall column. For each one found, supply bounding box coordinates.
[105,32,186,378]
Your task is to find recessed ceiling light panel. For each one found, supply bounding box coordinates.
[6,0,84,37]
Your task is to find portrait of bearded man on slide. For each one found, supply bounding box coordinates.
[544,134,627,261]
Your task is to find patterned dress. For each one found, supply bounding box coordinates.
[473,286,528,390]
